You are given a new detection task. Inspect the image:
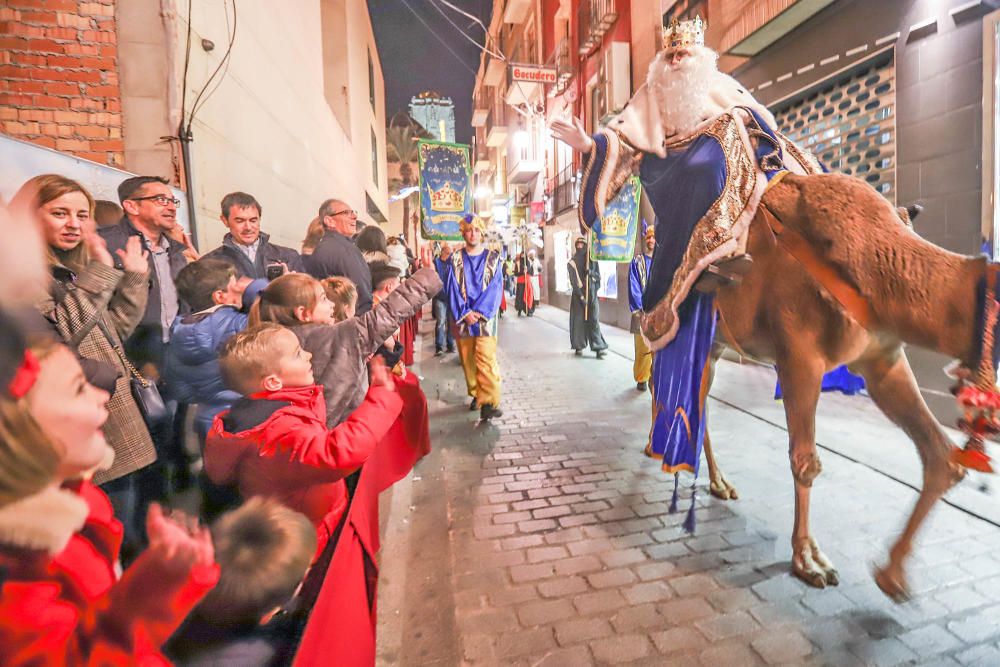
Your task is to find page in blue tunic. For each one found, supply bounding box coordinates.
[446,250,502,337]
[629,254,651,313]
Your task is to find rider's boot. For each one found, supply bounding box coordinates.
[694,254,753,293]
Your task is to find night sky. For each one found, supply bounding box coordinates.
[368,0,493,145]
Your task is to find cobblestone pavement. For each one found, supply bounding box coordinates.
[377,306,1000,667]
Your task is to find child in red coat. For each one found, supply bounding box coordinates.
[204,323,402,555]
[0,335,219,666]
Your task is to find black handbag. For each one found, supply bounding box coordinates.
[96,319,169,427]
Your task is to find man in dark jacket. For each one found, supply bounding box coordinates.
[201,191,304,279]
[99,175,189,371]
[304,198,373,314]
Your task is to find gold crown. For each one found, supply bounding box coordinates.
[663,16,705,50]
[602,211,628,236]
[430,181,465,212]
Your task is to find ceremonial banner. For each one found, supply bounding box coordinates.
[590,176,641,262]
[418,139,472,241]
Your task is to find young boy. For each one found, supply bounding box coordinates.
[204,323,402,554]
[165,498,317,666]
[166,258,264,441]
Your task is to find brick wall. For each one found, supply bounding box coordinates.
[0,0,123,167]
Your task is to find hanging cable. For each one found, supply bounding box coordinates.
[399,0,477,75]
[428,0,505,62]
[189,0,236,122]
[186,0,237,131]
[178,0,193,134]
[435,0,506,61]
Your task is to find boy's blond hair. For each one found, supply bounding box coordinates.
[194,497,317,627]
[321,276,357,322]
[218,323,289,395]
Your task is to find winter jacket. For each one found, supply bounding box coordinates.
[204,384,403,555]
[201,231,305,280]
[99,217,189,368]
[291,266,441,427]
[303,231,374,314]
[165,304,248,441]
[39,261,156,484]
[0,480,219,666]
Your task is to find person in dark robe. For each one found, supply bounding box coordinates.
[567,237,607,358]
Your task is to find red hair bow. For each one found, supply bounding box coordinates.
[7,349,39,399]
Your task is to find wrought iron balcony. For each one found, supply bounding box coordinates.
[577,0,619,55]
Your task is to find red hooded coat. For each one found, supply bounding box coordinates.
[0,481,219,666]
[204,384,403,554]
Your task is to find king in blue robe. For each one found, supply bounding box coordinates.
[558,26,864,522]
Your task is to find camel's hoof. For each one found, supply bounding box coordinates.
[710,476,739,501]
[793,565,827,589]
[873,565,911,603]
[792,536,839,589]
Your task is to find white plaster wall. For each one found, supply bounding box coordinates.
[170,0,388,252]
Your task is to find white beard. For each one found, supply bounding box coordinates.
[647,45,723,139]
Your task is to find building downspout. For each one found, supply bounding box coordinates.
[178,127,199,249]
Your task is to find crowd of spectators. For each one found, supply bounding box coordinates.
[0,173,439,665]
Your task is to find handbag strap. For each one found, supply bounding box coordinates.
[93,318,150,387]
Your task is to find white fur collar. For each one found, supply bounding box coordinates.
[610,56,777,158]
[0,485,90,555]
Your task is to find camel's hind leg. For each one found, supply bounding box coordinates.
[775,351,840,588]
[851,345,960,602]
[703,343,738,500]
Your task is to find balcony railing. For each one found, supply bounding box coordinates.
[552,164,578,213]
[577,0,619,55]
[544,37,575,95]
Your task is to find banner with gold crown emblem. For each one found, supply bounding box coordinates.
[590,176,641,262]
[418,139,472,241]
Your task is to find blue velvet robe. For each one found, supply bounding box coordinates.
[445,249,502,338]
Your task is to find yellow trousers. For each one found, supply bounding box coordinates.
[633,334,652,383]
[456,336,501,407]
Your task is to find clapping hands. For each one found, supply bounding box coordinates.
[145,503,214,574]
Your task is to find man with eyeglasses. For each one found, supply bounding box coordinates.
[304,198,374,314]
[100,175,194,509]
[100,175,190,369]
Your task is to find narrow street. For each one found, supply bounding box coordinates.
[378,306,1000,667]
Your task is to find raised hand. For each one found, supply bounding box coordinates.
[145,503,214,574]
[369,355,396,391]
[115,235,150,275]
[550,115,594,154]
[82,216,114,267]
[419,244,433,268]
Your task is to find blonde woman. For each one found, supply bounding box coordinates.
[12,174,155,553]
[0,327,218,663]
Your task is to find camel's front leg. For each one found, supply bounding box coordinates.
[702,349,738,500]
[776,356,838,588]
[854,348,960,602]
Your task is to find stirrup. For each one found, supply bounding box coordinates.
[694,254,753,293]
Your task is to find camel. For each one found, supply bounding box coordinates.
[656,171,980,601]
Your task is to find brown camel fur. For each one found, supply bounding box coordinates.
[686,172,979,601]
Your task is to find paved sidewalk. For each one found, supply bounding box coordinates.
[378,305,1000,667]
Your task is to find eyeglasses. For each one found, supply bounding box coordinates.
[329,209,357,218]
[130,195,181,207]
